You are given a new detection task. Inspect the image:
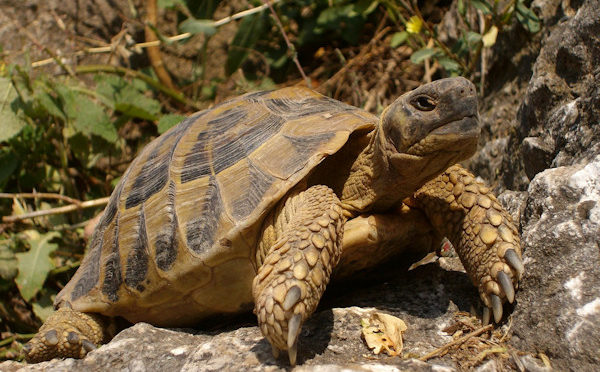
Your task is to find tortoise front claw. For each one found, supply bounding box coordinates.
[23,307,105,363]
[504,248,524,278]
[497,271,515,303]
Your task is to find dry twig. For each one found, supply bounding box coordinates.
[263,0,310,87]
[316,24,392,95]
[12,20,75,76]
[2,197,110,223]
[74,64,201,109]
[31,0,282,69]
[145,0,178,91]
[410,0,469,73]
[419,324,493,361]
[0,193,81,206]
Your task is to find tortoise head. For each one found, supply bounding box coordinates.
[379,77,479,169]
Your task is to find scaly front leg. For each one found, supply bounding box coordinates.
[253,185,345,365]
[412,164,524,324]
[23,307,108,362]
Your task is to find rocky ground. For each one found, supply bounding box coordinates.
[1,0,599,371]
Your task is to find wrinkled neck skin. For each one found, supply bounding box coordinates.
[340,127,466,215]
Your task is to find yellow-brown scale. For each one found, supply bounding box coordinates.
[22,308,107,363]
[413,164,523,319]
[253,185,345,364]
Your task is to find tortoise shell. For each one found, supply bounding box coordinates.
[56,87,377,326]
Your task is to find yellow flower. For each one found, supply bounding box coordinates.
[406,16,423,34]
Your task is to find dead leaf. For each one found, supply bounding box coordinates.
[482,26,499,48]
[408,251,438,271]
[361,312,407,356]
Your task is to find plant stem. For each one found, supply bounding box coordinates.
[49,261,81,275]
[31,1,283,69]
[263,0,310,87]
[0,333,36,347]
[419,324,493,361]
[411,1,470,73]
[145,0,178,92]
[74,65,202,110]
[0,193,81,205]
[2,197,110,223]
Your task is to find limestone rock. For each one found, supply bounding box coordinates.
[3,306,461,371]
[501,0,600,190]
[510,157,600,371]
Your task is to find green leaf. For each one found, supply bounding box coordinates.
[515,1,541,33]
[186,0,220,19]
[178,18,217,36]
[0,77,27,142]
[57,86,118,142]
[458,0,466,16]
[410,48,437,64]
[114,85,161,120]
[390,31,408,48]
[226,12,268,76]
[201,83,217,100]
[466,31,482,44]
[158,0,183,9]
[316,4,366,44]
[32,290,55,322]
[157,114,185,134]
[0,240,18,281]
[15,231,60,301]
[131,77,154,93]
[96,72,160,121]
[35,90,65,120]
[0,150,18,189]
[451,37,468,57]
[268,51,289,69]
[317,5,352,25]
[354,0,379,16]
[471,0,493,14]
[437,56,461,73]
[67,132,94,168]
[94,74,121,109]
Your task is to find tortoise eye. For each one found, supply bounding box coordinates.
[412,95,436,111]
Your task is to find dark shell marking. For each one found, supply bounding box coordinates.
[154,181,179,271]
[69,180,125,301]
[56,87,377,317]
[124,207,149,292]
[185,175,223,254]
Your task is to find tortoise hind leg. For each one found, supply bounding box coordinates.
[23,307,109,363]
[253,185,344,365]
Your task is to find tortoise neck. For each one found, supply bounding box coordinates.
[340,127,442,215]
[340,129,402,214]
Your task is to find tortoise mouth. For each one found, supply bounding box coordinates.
[405,115,479,156]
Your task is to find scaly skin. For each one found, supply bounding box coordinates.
[412,164,524,323]
[253,185,345,365]
[23,307,107,363]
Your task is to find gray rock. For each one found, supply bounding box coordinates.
[510,157,600,371]
[496,190,528,228]
[4,307,461,371]
[522,137,555,181]
[500,0,600,190]
[518,355,553,372]
[474,360,498,372]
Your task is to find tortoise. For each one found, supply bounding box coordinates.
[24,77,523,365]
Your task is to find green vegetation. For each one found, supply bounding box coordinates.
[0,0,538,361]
